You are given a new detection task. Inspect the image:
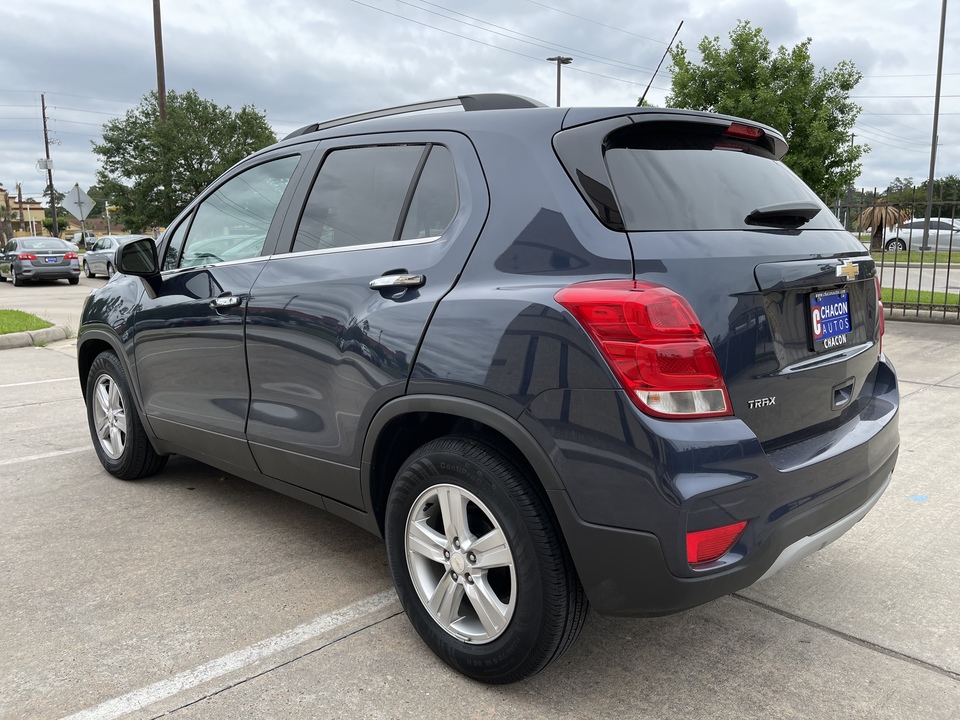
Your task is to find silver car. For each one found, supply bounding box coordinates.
[885,217,959,252]
[0,236,80,286]
[82,234,151,278]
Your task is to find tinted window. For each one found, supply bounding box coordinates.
[400,145,459,240]
[179,155,299,269]
[293,145,425,252]
[604,123,841,231]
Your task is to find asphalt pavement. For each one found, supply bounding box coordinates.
[0,279,958,719]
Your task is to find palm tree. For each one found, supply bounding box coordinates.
[856,201,910,251]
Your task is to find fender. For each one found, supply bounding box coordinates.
[77,325,153,435]
[359,393,568,528]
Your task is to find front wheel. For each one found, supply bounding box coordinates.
[85,351,168,480]
[385,436,587,684]
[885,239,906,251]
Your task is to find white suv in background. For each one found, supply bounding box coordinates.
[885,217,960,252]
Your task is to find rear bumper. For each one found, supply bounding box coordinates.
[21,264,80,279]
[529,357,900,617]
[549,452,896,617]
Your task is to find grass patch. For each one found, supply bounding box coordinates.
[873,250,957,264]
[0,309,52,335]
[881,287,960,306]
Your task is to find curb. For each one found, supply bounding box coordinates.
[0,324,71,350]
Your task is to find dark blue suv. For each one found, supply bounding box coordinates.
[78,94,899,683]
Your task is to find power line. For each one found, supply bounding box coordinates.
[518,0,668,45]
[854,120,929,146]
[406,0,659,74]
[855,130,930,154]
[341,0,664,92]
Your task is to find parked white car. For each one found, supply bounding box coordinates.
[884,217,960,252]
[82,235,152,278]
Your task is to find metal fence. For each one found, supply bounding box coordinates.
[835,191,960,323]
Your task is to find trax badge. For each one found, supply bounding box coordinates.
[836,260,859,281]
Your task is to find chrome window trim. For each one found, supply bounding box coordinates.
[269,234,443,261]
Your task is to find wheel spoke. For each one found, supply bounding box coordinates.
[108,381,121,410]
[95,415,110,437]
[109,426,123,456]
[428,572,465,626]
[436,485,471,545]
[465,575,509,637]
[468,527,511,569]
[95,382,111,413]
[114,407,127,434]
[408,518,448,564]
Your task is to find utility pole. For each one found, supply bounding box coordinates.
[41,93,59,237]
[153,0,167,123]
[546,56,572,107]
[922,0,948,249]
[17,182,24,234]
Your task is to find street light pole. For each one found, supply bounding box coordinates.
[546,56,573,107]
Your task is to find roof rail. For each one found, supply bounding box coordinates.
[282,93,546,141]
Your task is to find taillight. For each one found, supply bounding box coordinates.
[875,276,884,353]
[555,280,732,419]
[686,521,748,564]
[17,253,37,261]
[64,252,78,260]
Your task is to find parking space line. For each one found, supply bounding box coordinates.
[58,589,399,720]
[0,377,76,388]
[0,447,90,466]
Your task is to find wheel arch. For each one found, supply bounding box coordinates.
[361,395,565,537]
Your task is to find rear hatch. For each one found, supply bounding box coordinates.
[556,114,881,450]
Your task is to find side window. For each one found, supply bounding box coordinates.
[162,219,190,271]
[293,145,425,253]
[400,145,459,240]
[178,155,300,269]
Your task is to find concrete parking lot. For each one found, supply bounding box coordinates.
[1,278,958,719]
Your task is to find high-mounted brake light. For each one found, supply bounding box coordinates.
[17,253,37,261]
[686,521,748,564]
[724,123,764,141]
[555,280,732,419]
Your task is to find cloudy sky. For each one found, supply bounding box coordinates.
[2,0,957,204]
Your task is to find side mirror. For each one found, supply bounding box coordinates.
[116,238,160,277]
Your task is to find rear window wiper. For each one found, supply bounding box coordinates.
[745,201,822,229]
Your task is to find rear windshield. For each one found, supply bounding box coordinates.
[604,123,841,232]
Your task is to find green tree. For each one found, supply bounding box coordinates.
[665,21,865,201]
[916,174,960,218]
[93,89,277,232]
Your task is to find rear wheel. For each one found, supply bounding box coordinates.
[885,239,906,251]
[12,268,23,286]
[85,351,168,480]
[68,277,79,285]
[106,263,114,278]
[83,260,94,278]
[385,436,587,684]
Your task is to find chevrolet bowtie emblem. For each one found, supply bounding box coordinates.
[836,260,859,281]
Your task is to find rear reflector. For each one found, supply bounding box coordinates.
[687,521,748,564]
[555,280,732,419]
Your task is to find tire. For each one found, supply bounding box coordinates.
[12,268,23,286]
[885,239,906,252]
[68,277,79,285]
[385,436,587,684]
[106,263,114,278]
[85,351,168,480]
[83,260,94,278]
[0,270,6,282]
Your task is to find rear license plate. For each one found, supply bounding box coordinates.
[811,290,851,350]
[45,256,58,263]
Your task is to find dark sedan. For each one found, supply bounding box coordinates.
[0,236,80,285]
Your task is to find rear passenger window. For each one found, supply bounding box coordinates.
[293,145,426,252]
[400,146,458,240]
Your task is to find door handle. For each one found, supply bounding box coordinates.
[369,274,425,290]
[210,295,243,309]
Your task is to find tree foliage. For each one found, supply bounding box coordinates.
[93,90,277,231]
[665,21,865,201]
